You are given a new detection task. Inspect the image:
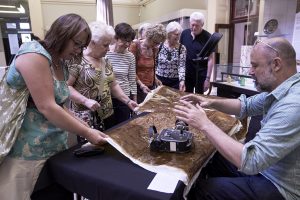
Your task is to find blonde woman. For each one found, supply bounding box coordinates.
[129,24,166,103]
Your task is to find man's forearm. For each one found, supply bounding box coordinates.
[210,98,241,116]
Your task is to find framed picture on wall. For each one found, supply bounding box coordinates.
[232,0,259,20]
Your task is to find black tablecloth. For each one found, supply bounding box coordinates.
[32,140,185,200]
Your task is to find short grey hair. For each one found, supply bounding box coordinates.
[138,23,151,38]
[89,21,115,43]
[190,12,205,25]
[166,21,182,34]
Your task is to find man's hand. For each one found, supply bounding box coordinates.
[173,100,209,131]
[180,94,212,108]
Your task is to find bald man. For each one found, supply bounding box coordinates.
[174,37,299,200]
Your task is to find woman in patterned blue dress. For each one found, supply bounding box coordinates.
[0,14,107,199]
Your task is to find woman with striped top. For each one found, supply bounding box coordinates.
[106,22,137,125]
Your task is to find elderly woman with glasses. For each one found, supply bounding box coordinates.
[155,21,187,92]
[129,24,167,103]
[0,14,107,199]
[106,23,137,126]
[68,21,138,133]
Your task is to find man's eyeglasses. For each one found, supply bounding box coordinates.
[254,39,279,55]
[71,38,87,51]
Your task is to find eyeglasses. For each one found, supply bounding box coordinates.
[254,39,279,55]
[71,38,87,51]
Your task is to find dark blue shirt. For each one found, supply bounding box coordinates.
[180,29,212,70]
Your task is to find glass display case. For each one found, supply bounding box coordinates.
[214,63,253,84]
[213,64,257,97]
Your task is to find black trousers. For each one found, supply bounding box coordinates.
[185,67,207,94]
[188,153,285,200]
[112,97,131,126]
[156,75,180,90]
[137,85,156,104]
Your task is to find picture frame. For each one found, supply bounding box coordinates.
[232,0,259,20]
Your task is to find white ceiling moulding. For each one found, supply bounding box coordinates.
[112,0,154,6]
[41,0,95,6]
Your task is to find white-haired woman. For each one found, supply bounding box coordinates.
[156,21,187,91]
[137,23,151,40]
[68,21,138,133]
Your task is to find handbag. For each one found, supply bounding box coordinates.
[0,70,29,164]
[91,111,105,131]
[71,109,105,131]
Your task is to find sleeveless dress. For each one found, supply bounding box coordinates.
[7,40,70,160]
[0,40,70,200]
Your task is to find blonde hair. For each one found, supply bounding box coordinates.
[145,24,166,43]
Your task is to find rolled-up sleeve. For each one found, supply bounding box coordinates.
[239,95,300,174]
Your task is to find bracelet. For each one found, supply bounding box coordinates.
[126,99,131,105]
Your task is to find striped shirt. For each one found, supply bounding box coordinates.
[106,50,137,97]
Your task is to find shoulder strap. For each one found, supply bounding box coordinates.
[155,43,163,67]
[135,40,141,62]
[178,43,182,57]
[158,43,163,54]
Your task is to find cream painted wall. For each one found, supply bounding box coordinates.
[138,0,207,22]
[41,0,96,32]
[27,0,230,38]
[28,0,44,39]
[127,0,230,33]
[28,1,97,39]
[113,5,140,25]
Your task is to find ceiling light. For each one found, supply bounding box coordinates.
[0,5,16,8]
[17,4,25,13]
[0,4,25,14]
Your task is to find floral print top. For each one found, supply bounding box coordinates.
[8,40,70,160]
[68,57,114,120]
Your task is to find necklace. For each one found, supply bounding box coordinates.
[52,57,61,69]
[52,62,60,69]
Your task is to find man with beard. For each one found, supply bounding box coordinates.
[174,37,300,200]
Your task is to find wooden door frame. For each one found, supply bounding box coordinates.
[215,23,234,64]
